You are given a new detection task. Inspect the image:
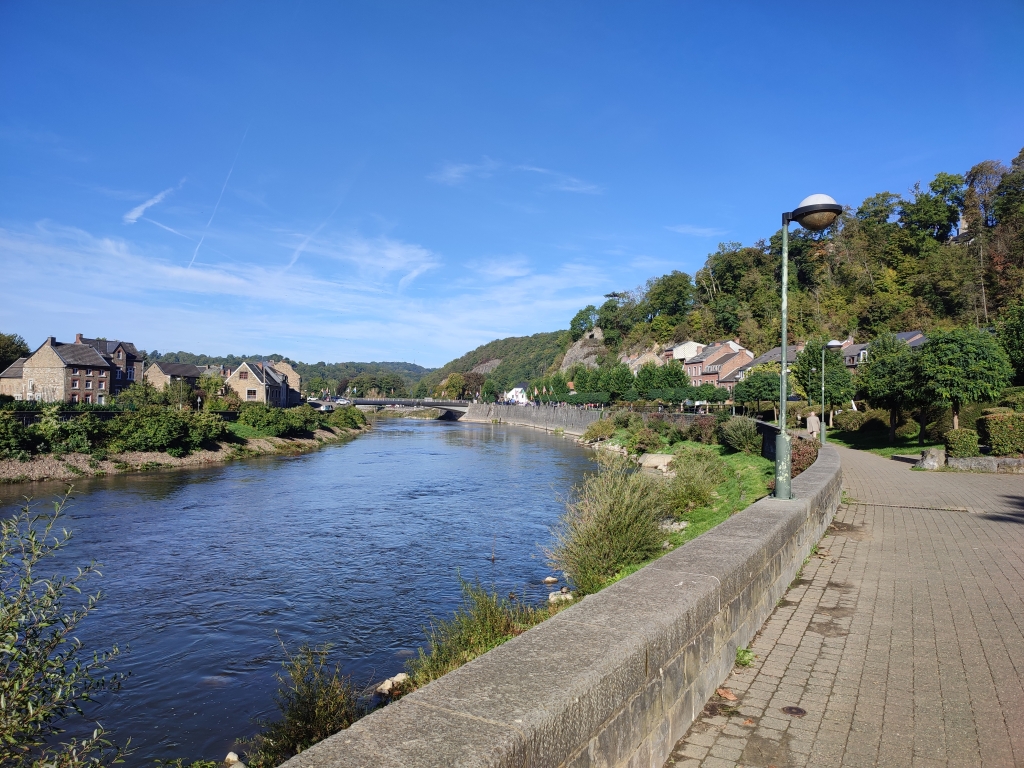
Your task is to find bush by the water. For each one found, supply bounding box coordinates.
[979,412,1024,456]
[547,454,666,595]
[245,643,366,768]
[668,445,728,514]
[238,403,291,436]
[108,406,227,456]
[720,417,761,455]
[945,428,980,458]
[406,579,550,686]
[328,405,368,431]
[0,412,32,459]
[581,417,615,442]
[626,426,662,454]
[687,415,717,444]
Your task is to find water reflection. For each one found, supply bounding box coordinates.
[1,420,595,763]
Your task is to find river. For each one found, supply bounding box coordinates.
[0,419,596,764]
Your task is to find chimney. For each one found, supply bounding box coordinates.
[75,333,83,343]
[46,336,56,346]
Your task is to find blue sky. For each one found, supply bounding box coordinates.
[2,2,1022,367]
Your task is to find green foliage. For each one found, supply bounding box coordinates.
[794,339,854,408]
[547,454,666,595]
[569,305,599,341]
[113,380,164,409]
[327,405,367,431]
[0,331,30,374]
[736,647,755,667]
[687,415,717,444]
[978,412,1024,456]
[945,428,981,458]
[916,328,1013,426]
[237,403,290,437]
[733,370,779,410]
[244,643,365,768]
[581,418,615,442]
[833,409,866,432]
[856,332,920,443]
[1,496,127,768]
[437,372,466,400]
[407,579,550,686]
[720,417,761,455]
[668,445,728,513]
[348,370,409,398]
[0,412,32,459]
[1000,387,1024,412]
[282,404,329,435]
[108,406,226,455]
[998,302,1024,384]
[625,426,662,455]
[32,407,106,456]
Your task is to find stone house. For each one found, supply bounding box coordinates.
[144,361,203,390]
[224,360,301,407]
[684,340,753,390]
[0,334,143,404]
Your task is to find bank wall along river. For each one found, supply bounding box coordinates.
[0,419,596,764]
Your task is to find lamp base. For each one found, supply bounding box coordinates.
[775,432,792,500]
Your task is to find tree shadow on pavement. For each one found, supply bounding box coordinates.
[980,495,1024,524]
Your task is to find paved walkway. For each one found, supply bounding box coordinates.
[665,446,1024,768]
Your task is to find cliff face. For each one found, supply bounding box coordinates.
[560,328,607,371]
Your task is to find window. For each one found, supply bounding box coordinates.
[239,370,249,380]
[117,350,122,359]
[71,394,78,403]
[71,379,79,389]
[86,368,92,376]
[99,369,106,377]
[85,381,92,389]
[85,395,92,404]
[128,368,134,380]
[98,395,105,404]
[72,367,79,375]
[246,389,257,400]
[117,369,122,379]
[99,382,105,390]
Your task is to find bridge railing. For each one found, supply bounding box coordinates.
[352,398,469,408]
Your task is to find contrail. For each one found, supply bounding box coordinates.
[284,198,346,271]
[188,125,249,268]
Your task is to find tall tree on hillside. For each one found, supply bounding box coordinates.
[569,305,599,341]
[899,173,965,240]
[856,333,918,444]
[990,148,1024,305]
[0,332,29,373]
[645,271,694,319]
[997,302,1024,385]
[916,328,1012,430]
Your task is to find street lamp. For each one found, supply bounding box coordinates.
[776,194,843,499]
[820,339,844,444]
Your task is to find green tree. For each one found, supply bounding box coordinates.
[113,380,164,409]
[1,496,127,767]
[733,370,779,419]
[0,332,30,373]
[916,328,1013,429]
[998,302,1024,384]
[645,271,694,318]
[440,373,466,400]
[480,378,500,402]
[793,339,855,416]
[661,359,687,388]
[856,332,918,443]
[569,305,599,341]
[634,362,661,399]
[413,379,429,398]
[306,376,333,396]
[606,364,634,399]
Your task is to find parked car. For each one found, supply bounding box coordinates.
[317,402,335,412]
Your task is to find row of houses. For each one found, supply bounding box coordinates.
[0,334,303,407]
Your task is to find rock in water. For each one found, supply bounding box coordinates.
[224,754,246,768]
[376,671,411,695]
[549,591,574,604]
[543,576,558,584]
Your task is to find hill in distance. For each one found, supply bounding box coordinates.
[418,331,570,393]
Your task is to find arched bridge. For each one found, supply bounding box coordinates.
[351,398,470,418]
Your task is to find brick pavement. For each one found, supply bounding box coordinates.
[665,446,1024,768]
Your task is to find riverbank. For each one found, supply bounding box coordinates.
[0,424,367,485]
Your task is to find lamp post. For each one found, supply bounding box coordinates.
[776,194,843,499]
[821,340,844,443]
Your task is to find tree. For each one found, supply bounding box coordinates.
[413,380,429,398]
[733,370,779,419]
[1,496,127,767]
[113,380,163,409]
[438,373,466,400]
[916,328,1013,430]
[462,372,485,398]
[661,359,687,388]
[0,331,30,373]
[997,302,1024,384]
[634,362,661,399]
[306,376,333,396]
[645,271,694,318]
[856,333,918,443]
[606,364,634,399]
[480,378,500,402]
[793,339,855,421]
[569,305,599,341]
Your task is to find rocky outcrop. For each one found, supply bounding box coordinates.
[560,328,606,371]
[470,359,502,374]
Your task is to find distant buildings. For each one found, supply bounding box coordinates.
[224,360,302,407]
[0,334,143,404]
[144,361,203,390]
[681,340,753,391]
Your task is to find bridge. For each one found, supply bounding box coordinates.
[351,398,470,417]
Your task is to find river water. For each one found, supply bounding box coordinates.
[0,419,596,764]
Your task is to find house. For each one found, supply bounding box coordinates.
[223,360,302,407]
[504,383,530,405]
[145,361,203,390]
[840,331,925,371]
[683,340,753,390]
[196,364,234,378]
[0,334,143,405]
[671,340,706,362]
[627,350,665,375]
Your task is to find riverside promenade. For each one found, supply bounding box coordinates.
[666,445,1024,768]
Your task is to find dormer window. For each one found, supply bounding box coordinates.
[117,350,123,359]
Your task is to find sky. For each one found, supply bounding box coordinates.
[2,2,1022,367]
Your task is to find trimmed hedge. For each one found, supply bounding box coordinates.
[979,412,1024,456]
[945,428,980,458]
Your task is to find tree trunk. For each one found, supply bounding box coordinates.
[888,408,897,445]
[918,410,926,446]
[952,404,959,431]
[828,409,834,427]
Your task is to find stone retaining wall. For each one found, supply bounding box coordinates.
[282,445,842,768]
[463,403,605,436]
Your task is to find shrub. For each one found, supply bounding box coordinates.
[0,413,32,459]
[327,405,367,431]
[687,415,717,444]
[790,438,819,477]
[238,403,290,436]
[283,404,328,435]
[832,409,866,432]
[1,496,127,767]
[999,388,1024,412]
[612,411,632,429]
[184,411,228,451]
[626,426,662,455]
[668,445,728,513]
[581,418,615,442]
[894,421,918,439]
[29,406,106,456]
[720,417,761,455]
[945,428,980,458]
[547,454,666,595]
[108,407,226,456]
[245,643,366,768]
[979,412,1024,456]
[859,408,890,432]
[407,579,549,686]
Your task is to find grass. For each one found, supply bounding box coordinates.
[826,427,943,458]
[736,647,755,667]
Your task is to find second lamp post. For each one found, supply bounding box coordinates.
[775,194,842,500]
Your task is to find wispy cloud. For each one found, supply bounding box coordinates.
[123,186,176,224]
[142,217,193,240]
[189,125,249,268]
[665,224,727,237]
[428,157,499,185]
[518,165,602,194]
